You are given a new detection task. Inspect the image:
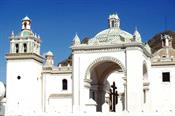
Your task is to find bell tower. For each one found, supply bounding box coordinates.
[10,16,40,55]
[6,16,44,115]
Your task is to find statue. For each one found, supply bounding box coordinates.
[161,34,173,47]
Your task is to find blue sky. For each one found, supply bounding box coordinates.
[0,0,175,82]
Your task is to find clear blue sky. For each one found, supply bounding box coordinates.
[0,0,175,82]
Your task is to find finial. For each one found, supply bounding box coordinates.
[22,16,31,21]
[59,64,62,68]
[72,33,80,46]
[11,31,14,37]
[67,63,70,67]
[133,27,142,42]
[34,33,37,38]
[46,51,53,56]
[38,35,40,39]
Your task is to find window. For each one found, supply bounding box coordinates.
[24,22,27,29]
[162,72,170,82]
[17,76,21,80]
[162,39,165,47]
[111,20,115,27]
[23,43,27,53]
[162,55,166,58]
[62,79,67,90]
[15,44,19,53]
[143,90,146,103]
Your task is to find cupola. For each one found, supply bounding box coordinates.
[108,13,120,28]
[22,16,31,30]
[45,51,54,67]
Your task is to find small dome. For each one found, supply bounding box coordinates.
[20,30,34,37]
[22,16,31,21]
[94,27,133,43]
[46,51,53,56]
[108,13,119,20]
[154,48,175,58]
[0,82,5,100]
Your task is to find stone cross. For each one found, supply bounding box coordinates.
[109,82,118,112]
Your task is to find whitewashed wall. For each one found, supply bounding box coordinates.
[72,48,149,112]
[150,65,175,112]
[6,59,43,115]
[43,73,72,113]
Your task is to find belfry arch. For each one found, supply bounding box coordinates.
[84,57,126,111]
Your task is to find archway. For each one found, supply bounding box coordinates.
[85,57,125,112]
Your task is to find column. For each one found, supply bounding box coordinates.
[72,57,80,113]
[143,80,150,112]
[19,42,23,53]
[27,42,30,53]
[122,76,127,111]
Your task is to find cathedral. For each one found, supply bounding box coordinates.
[0,13,175,116]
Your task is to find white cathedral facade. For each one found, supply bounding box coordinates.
[0,13,175,116]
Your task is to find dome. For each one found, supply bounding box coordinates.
[46,51,53,56]
[20,30,34,37]
[0,82,5,100]
[22,16,31,21]
[154,47,175,58]
[94,27,133,43]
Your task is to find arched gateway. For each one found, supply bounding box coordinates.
[71,13,151,113]
[85,57,126,111]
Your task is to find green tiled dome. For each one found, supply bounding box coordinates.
[20,30,34,37]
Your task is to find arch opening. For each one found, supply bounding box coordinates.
[87,58,125,112]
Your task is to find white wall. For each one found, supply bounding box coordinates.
[6,59,43,115]
[43,73,72,113]
[150,65,175,112]
[72,48,148,112]
[126,49,144,112]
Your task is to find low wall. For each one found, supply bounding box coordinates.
[5,111,175,116]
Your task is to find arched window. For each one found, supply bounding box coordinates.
[23,43,27,53]
[62,79,67,90]
[15,44,19,53]
[111,20,115,27]
[24,22,27,29]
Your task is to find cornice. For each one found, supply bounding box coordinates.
[6,53,44,63]
[151,62,175,66]
[42,66,72,74]
[49,93,72,98]
[71,43,152,57]
[10,36,41,43]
